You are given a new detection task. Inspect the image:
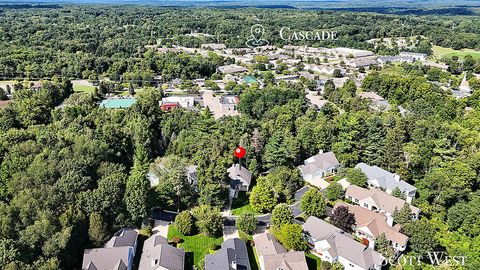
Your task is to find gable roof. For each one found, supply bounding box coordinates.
[253,233,287,257]
[354,163,416,193]
[227,164,252,187]
[303,216,343,240]
[302,217,384,269]
[82,246,130,270]
[139,234,185,270]
[300,151,340,175]
[326,232,384,269]
[262,251,309,270]
[105,229,138,248]
[334,202,408,246]
[346,185,420,215]
[205,238,251,270]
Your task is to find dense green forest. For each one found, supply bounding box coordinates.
[1,4,480,270]
[1,5,480,80]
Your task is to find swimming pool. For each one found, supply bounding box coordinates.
[100,98,136,108]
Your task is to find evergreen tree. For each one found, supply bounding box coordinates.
[393,204,412,226]
[125,146,150,225]
[375,233,394,258]
[88,212,109,247]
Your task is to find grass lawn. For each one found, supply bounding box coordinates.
[73,84,96,93]
[380,64,405,75]
[231,191,260,216]
[246,243,260,270]
[306,252,324,270]
[167,225,223,270]
[432,45,480,60]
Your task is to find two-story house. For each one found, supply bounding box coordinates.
[334,202,409,253]
[345,185,420,220]
[303,216,384,270]
[82,228,138,270]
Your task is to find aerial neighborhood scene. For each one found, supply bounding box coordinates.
[1,0,480,270]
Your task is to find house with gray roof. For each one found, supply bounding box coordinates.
[227,164,252,198]
[299,150,340,187]
[105,229,138,249]
[82,229,138,270]
[218,64,248,74]
[253,233,308,270]
[205,238,251,270]
[139,234,185,270]
[357,92,391,111]
[303,217,384,270]
[354,163,416,203]
[399,52,427,61]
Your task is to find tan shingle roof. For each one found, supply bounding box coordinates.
[262,251,309,270]
[253,233,287,257]
[346,185,420,215]
[334,202,408,246]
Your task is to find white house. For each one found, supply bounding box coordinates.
[399,52,427,61]
[303,217,384,270]
[227,164,252,198]
[299,151,340,189]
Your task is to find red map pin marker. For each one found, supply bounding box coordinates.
[234,146,246,159]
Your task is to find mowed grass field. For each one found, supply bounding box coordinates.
[167,225,223,270]
[432,45,480,60]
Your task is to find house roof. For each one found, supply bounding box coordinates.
[325,232,384,269]
[253,233,287,257]
[354,163,416,193]
[262,251,309,270]
[299,151,340,175]
[302,216,384,269]
[345,185,420,215]
[218,64,248,74]
[227,164,252,187]
[334,202,408,246]
[205,238,251,270]
[82,246,131,270]
[139,234,185,270]
[303,216,343,241]
[105,229,138,248]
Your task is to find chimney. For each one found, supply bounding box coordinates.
[231,260,237,270]
[319,149,324,154]
[394,174,400,182]
[386,214,394,227]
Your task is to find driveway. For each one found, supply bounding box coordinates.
[152,220,170,238]
[307,177,330,189]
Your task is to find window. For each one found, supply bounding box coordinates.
[363,203,368,207]
[355,199,359,203]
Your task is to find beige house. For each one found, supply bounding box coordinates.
[303,217,384,270]
[334,202,409,253]
[253,233,308,270]
[345,185,420,220]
